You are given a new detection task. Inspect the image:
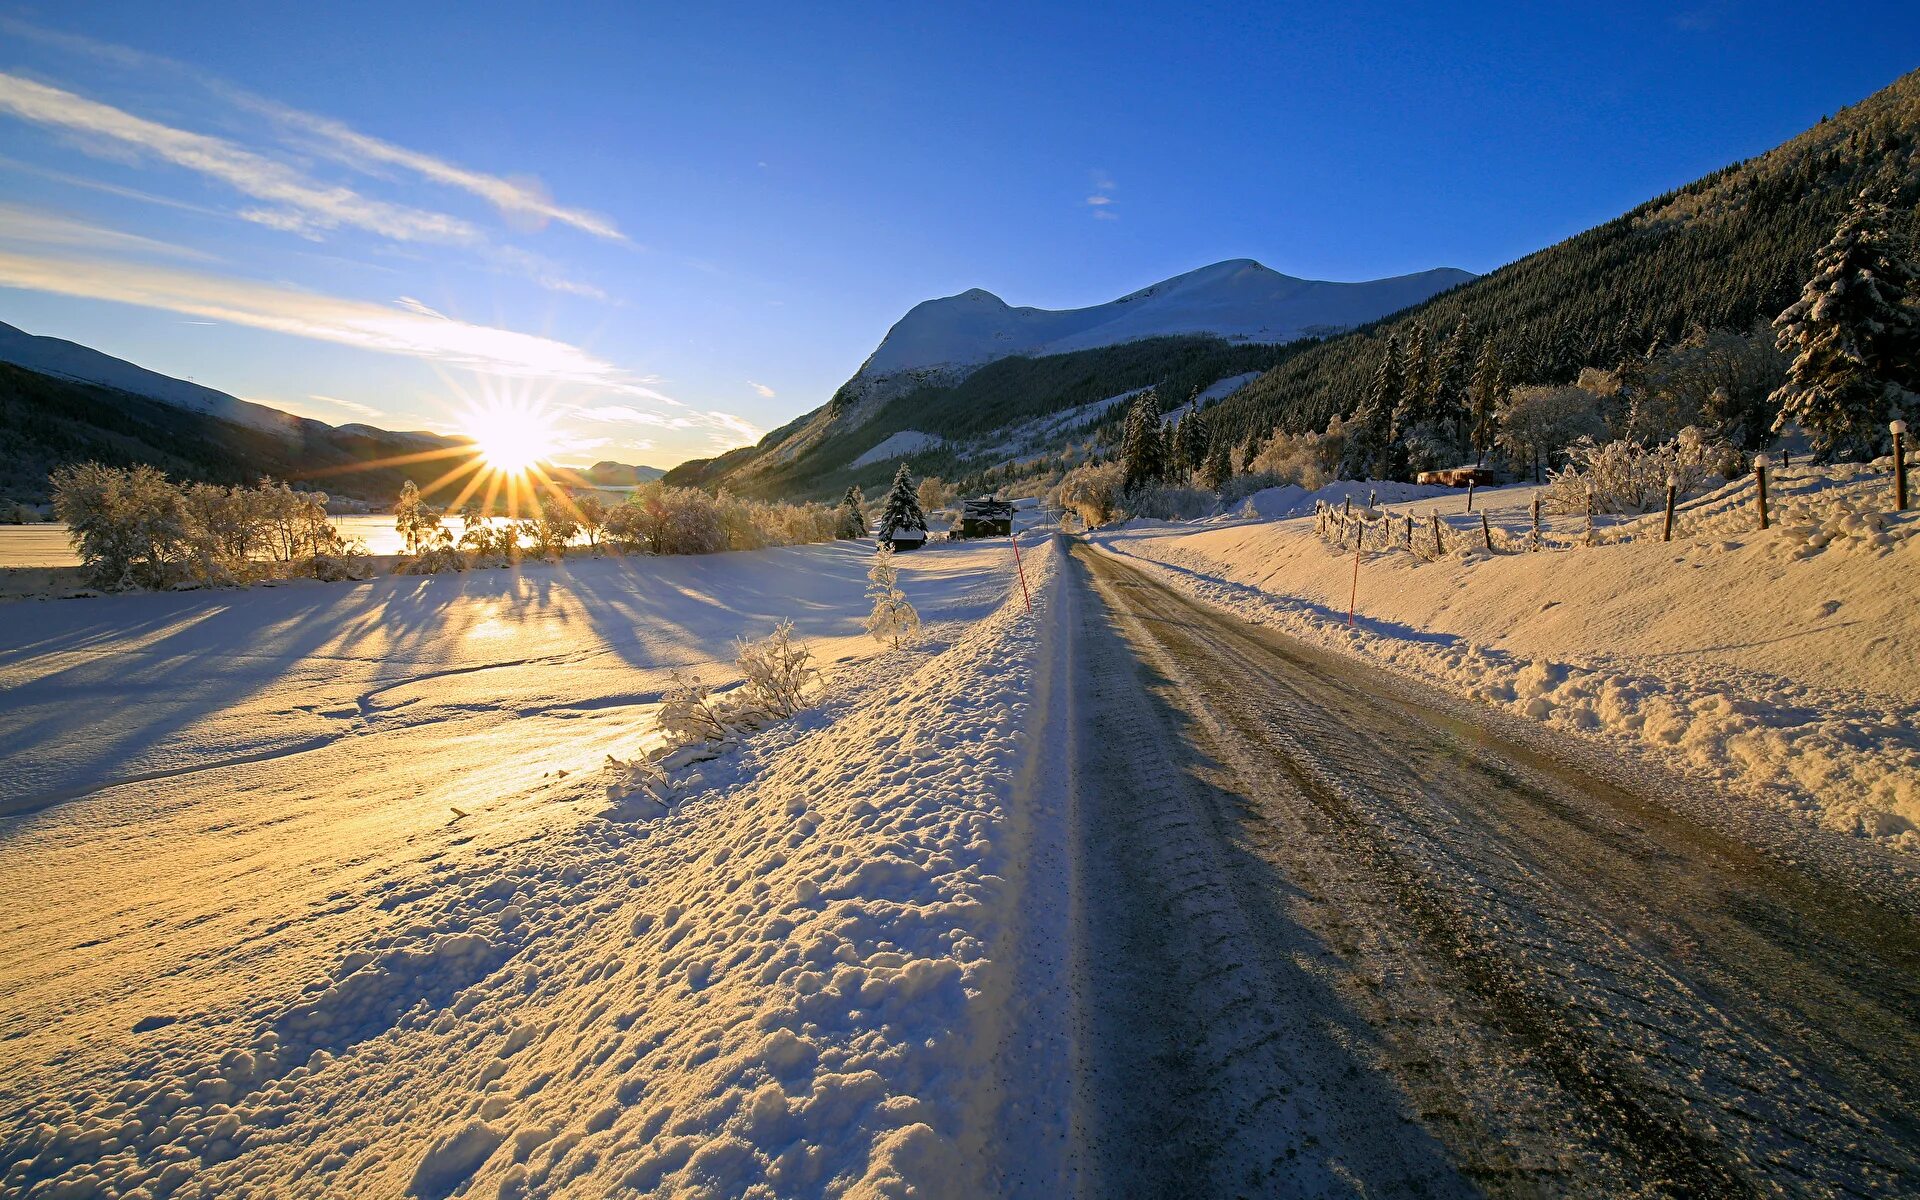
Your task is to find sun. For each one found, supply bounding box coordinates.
[464,400,558,476]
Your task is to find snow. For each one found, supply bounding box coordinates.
[1090,464,1920,850]
[0,531,1062,1197]
[858,260,1474,378]
[848,429,944,469]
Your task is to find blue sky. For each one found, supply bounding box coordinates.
[0,3,1913,468]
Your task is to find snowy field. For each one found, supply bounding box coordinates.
[1091,463,1920,851]
[0,533,1056,1197]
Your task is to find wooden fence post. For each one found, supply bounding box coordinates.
[1585,485,1596,546]
[1431,511,1443,556]
[1466,480,1476,512]
[1369,488,1377,510]
[1894,420,1909,511]
[1480,511,1494,552]
[1662,476,1677,543]
[1406,514,1414,550]
[1344,495,1352,516]
[1531,495,1541,550]
[1754,454,1771,531]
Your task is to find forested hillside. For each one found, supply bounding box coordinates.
[0,363,466,504]
[1205,69,1920,453]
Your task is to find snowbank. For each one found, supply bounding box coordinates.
[2,534,1061,1198]
[1092,466,1920,851]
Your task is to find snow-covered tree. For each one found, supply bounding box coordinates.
[1119,388,1167,490]
[1496,384,1608,482]
[864,545,920,649]
[51,461,187,590]
[394,480,431,555]
[1053,461,1125,526]
[875,464,927,542]
[916,476,954,516]
[835,485,868,539]
[1770,191,1920,460]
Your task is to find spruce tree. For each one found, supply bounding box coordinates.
[1199,432,1231,491]
[1770,191,1920,459]
[1341,334,1402,480]
[1119,388,1167,490]
[835,485,867,539]
[1169,413,1193,480]
[1183,409,1211,474]
[1468,338,1504,465]
[875,464,927,541]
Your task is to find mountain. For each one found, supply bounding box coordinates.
[577,460,666,487]
[0,323,470,504]
[1201,69,1920,455]
[861,260,1474,377]
[666,259,1472,498]
[0,322,305,439]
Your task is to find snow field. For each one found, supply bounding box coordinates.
[1,534,1059,1198]
[1092,467,1920,852]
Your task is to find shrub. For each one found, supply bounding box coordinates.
[1052,461,1124,527]
[1545,427,1733,515]
[864,545,920,649]
[52,462,187,590]
[735,619,821,719]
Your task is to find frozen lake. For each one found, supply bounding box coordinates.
[3,515,471,566]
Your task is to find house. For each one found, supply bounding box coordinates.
[880,525,928,552]
[952,496,1014,539]
[1415,465,1498,488]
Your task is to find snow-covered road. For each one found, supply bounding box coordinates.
[1038,542,1920,1195]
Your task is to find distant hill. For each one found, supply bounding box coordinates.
[0,323,472,504]
[667,259,1471,498]
[577,460,666,486]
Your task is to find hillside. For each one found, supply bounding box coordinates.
[0,358,471,504]
[1203,68,1920,452]
[667,259,1472,499]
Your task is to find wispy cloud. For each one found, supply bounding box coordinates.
[1,17,628,244]
[0,73,480,245]
[0,202,217,261]
[748,380,776,398]
[0,244,764,447]
[1085,170,1118,220]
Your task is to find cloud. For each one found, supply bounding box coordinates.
[1,18,627,244]
[307,393,384,418]
[1085,171,1117,220]
[748,380,776,398]
[574,405,695,428]
[0,202,216,261]
[249,101,628,242]
[0,73,481,245]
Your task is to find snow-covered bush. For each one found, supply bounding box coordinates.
[1052,461,1124,527]
[1248,419,1346,490]
[864,545,920,649]
[1119,482,1215,521]
[735,619,822,718]
[657,669,731,746]
[52,461,188,590]
[1545,427,1732,515]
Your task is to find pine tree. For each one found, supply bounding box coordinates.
[1119,388,1167,490]
[1341,335,1402,480]
[1397,321,1432,432]
[1429,322,1471,452]
[835,486,867,539]
[1468,337,1504,465]
[1183,409,1211,474]
[864,545,920,649]
[1199,431,1231,491]
[1770,191,1920,460]
[875,464,927,541]
[1168,414,1193,480]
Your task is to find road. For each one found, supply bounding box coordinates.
[1052,541,1920,1198]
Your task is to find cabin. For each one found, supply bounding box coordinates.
[1415,465,1498,488]
[880,525,928,552]
[952,496,1014,539]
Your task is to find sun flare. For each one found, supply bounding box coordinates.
[463,400,558,476]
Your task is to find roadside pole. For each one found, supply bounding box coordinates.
[1009,530,1032,614]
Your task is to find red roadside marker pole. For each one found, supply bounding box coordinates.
[1010,531,1032,613]
[1348,545,1361,627]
